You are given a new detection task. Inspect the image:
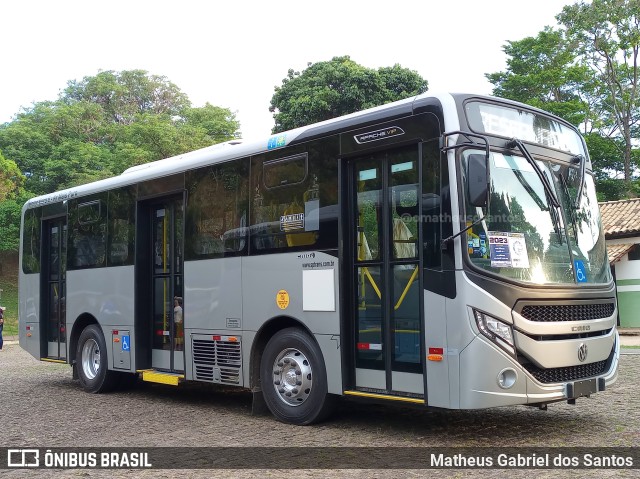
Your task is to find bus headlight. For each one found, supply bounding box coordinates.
[473,309,515,355]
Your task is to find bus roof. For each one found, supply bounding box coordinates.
[25,91,572,210]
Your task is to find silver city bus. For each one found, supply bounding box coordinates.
[19,93,618,424]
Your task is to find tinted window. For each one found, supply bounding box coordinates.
[185,159,249,259]
[108,186,136,266]
[250,138,338,253]
[22,207,42,274]
[68,194,107,269]
[264,154,307,188]
[422,140,442,268]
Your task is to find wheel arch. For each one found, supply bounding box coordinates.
[69,313,99,365]
[249,315,317,391]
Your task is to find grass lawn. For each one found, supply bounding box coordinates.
[1,263,19,337]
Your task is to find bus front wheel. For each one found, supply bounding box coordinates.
[76,324,119,393]
[260,327,333,425]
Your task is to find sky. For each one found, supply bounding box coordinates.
[1,0,568,141]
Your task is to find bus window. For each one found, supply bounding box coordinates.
[107,186,136,266]
[264,154,307,188]
[68,195,107,269]
[185,158,249,260]
[422,140,442,269]
[251,152,319,251]
[22,207,42,274]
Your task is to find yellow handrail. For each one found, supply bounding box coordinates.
[359,265,418,311]
[362,267,381,299]
[394,266,418,310]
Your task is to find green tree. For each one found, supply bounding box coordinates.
[0,151,28,253]
[0,70,240,195]
[0,70,241,252]
[486,2,640,200]
[269,56,428,133]
[0,151,25,201]
[0,192,32,252]
[558,0,640,189]
[486,27,592,127]
[63,70,191,125]
[181,103,240,144]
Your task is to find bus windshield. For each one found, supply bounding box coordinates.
[462,150,611,285]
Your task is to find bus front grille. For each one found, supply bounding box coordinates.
[520,302,615,322]
[523,360,607,384]
[192,337,242,385]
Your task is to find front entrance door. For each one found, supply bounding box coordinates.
[149,198,184,372]
[347,145,425,396]
[44,218,67,360]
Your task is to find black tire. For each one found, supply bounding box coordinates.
[260,327,334,425]
[76,324,119,393]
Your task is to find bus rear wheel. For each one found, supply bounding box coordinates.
[76,324,119,393]
[260,327,333,425]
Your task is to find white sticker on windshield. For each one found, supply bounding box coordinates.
[489,232,530,268]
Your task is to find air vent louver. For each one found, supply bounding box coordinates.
[192,336,242,385]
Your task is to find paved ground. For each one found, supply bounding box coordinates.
[618,329,640,347]
[0,336,638,478]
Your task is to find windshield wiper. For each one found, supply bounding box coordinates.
[560,173,578,238]
[571,154,586,209]
[543,170,563,245]
[506,138,564,244]
[505,138,560,209]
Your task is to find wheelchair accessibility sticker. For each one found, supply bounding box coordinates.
[122,335,130,351]
[574,260,587,283]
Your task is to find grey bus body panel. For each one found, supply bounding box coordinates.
[241,252,341,394]
[184,258,243,331]
[19,273,40,358]
[459,333,619,408]
[67,267,137,372]
[67,267,135,328]
[514,329,615,369]
[241,252,339,336]
[423,289,451,408]
[452,269,618,408]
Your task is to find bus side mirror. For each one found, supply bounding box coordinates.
[467,154,489,207]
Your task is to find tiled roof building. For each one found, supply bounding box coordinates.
[599,198,640,327]
[599,198,640,237]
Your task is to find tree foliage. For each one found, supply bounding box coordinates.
[0,151,28,252]
[558,0,640,187]
[486,1,640,200]
[486,27,593,127]
[0,70,240,252]
[269,56,428,133]
[0,70,240,196]
[0,151,25,202]
[63,70,191,125]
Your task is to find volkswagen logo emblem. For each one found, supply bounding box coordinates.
[577,343,588,362]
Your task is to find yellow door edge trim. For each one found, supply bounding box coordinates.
[343,390,425,404]
[139,370,185,386]
[40,358,67,364]
[136,369,185,378]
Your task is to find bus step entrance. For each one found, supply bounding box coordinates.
[138,369,184,386]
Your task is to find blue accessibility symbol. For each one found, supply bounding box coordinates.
[122,335,130,351]
[574,260,588,283]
